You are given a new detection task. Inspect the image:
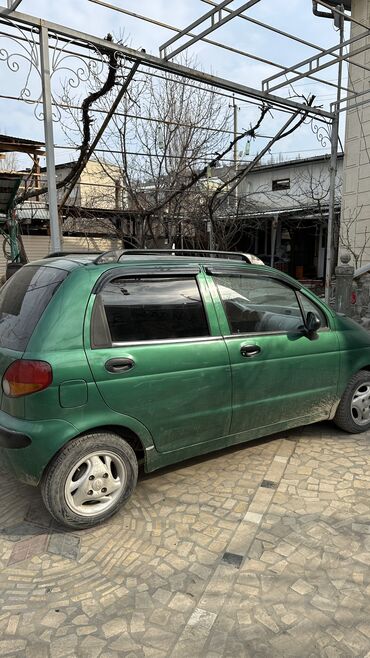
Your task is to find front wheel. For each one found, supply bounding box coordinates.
[41,433,138,529]
[334,370,370,434]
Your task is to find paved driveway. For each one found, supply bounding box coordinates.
[1,423,370,657]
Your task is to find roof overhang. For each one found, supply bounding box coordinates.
[0,135,45,157]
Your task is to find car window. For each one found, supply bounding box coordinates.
[95,276,209,344]
[0,265,68,351]
[213,274,304,334]
[298,292,328,328]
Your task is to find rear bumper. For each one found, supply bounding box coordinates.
[0,411,78,486]
[0,426,31,449]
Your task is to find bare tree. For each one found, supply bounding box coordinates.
[339,205,370,268]
[59,55,234,247]
[14,37,314,253]
[0,152,19,172]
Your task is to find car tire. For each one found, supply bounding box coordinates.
[334,370,370,434]
[41,432,138,529]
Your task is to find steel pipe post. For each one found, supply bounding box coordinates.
[39,24,61,253]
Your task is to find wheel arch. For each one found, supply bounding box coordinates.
[39,423,154,486]
[334,368,370,433]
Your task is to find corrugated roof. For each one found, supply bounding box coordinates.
[0,134,44,147]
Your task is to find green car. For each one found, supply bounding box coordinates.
[0,249,369,529]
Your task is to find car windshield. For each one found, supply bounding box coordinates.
[0,265,68,351]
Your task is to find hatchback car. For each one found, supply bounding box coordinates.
[0,249,370,529]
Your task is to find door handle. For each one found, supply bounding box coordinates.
[240,344,261,358]
[105,357,135,373]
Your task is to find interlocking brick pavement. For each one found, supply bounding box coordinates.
[1,423,370,656]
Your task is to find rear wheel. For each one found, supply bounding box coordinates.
[41,432,138,529]
[334,371,370,433]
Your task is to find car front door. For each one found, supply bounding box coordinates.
[205,268,340,435]
[85,267,232,453]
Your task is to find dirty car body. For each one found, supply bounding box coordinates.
[0,250,369,528]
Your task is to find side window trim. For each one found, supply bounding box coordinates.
[205,267,301,290]
[110,336,222,348]
[93,266,200,294]
[91,273,210,348]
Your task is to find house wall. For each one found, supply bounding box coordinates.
[340,0,370,267]
[42,160,122,210]
[0,235,120,277]
[80,161,122,209]
[237,157,343,212]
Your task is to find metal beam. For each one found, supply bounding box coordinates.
[266,42,370,94]
[159,0,234,55]
[202,0,370,80]
[325,11,344,304]
[7,9,335,119]
[263,27,370,93]
[89,0,294,79]
[89,0,352,93]
[1,0,23,14]
[332,86,370,110]
[39,24,61,253]
[202,0,333,51]
[160,0,261,61]
[334,96,370,114]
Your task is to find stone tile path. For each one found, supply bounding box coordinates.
[1,423,370,657]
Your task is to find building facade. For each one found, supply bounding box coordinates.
[230,154,343,281]
[340,0,370,268]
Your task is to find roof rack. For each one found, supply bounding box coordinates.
[94,249,264,265]
[45,251,102,258]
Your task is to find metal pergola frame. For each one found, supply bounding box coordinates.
[5,9,334,119]
[262,27,370,93]
[0,5,336,257]
[0,0,368,303]
[159,0,262,60]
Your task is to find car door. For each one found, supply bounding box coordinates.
[85,267,232,453]
[205,267,340,435]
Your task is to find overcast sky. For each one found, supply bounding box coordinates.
[0,0,349,167]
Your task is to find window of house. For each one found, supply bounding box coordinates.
[93,276,209,345]
[272,178,290,191]
[213,274,304,334]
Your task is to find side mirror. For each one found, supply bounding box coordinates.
[306,311,321,337]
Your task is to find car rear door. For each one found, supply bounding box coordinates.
[84,266,232,453]
[205,267,340,435]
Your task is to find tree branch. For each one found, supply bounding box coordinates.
[15,35,120,205]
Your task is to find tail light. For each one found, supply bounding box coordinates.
[2,360,52,398]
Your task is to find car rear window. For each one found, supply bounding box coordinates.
[0,265,68,351]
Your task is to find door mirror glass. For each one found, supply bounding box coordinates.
[297,292,327,328]
[306,311,321,335]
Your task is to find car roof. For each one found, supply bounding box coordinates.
[26,250,301,289]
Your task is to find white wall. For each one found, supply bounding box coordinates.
[0,235,120,277]
[340,0,370,267]
[237,157,343,213]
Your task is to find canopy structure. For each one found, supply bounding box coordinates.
[0,134,45,157]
